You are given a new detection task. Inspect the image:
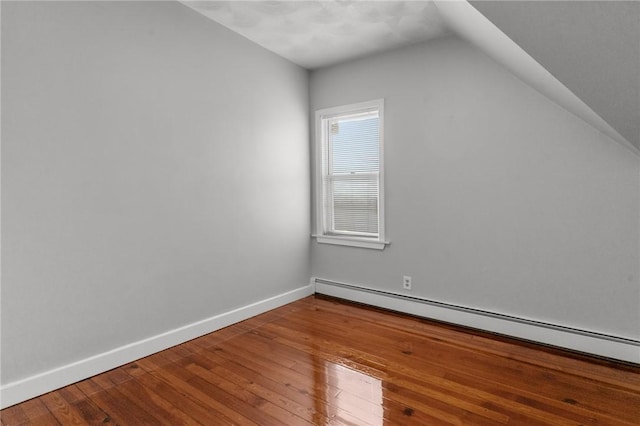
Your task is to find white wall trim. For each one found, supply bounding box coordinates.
[0,284,314,409]
[314,278,640,364]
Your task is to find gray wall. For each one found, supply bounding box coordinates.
[310,36,640,339]
[1,1,310,384]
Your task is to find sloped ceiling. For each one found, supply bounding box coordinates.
[182,0,639,154]
[470,0,640,151]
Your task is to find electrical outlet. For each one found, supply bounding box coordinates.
[403,275,412,290]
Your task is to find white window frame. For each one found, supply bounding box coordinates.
[314,99,388,250]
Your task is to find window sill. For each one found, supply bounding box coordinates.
[313,235,389,250]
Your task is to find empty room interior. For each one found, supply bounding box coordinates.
[1,0,639,424]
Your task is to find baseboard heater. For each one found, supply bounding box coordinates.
[313,277,640,363]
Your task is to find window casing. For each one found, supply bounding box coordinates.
[315,99,387,250]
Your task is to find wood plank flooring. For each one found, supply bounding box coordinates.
[2,295,639,425]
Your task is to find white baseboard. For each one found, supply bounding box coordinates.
[0,284,314,409]
[314,278,640,364]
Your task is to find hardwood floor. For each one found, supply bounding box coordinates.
[2,295,639,425]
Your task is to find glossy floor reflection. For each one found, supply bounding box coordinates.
[2,295,639,425]
[325,362,384,425]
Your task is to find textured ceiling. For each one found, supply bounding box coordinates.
[181,1,451,69]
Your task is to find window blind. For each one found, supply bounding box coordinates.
[322,110,380,237]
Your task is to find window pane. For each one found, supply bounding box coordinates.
[330,115,379,175]
[331,175,379,235]
[316,99,384,244]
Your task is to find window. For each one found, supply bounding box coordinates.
[314,99,387,250]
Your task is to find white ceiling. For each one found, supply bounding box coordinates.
[181,0,638,154]
[181,1,451,69]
